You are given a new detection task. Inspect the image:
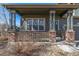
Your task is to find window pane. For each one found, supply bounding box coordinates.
[39,19,44,25]
[39,25,44,30]
[33,19,38,25]
[27,19,32,25]
[33,25,38,30]
[39,19,45,31]
[33,19,38,30]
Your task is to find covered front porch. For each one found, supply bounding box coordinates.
[4,4,78,42]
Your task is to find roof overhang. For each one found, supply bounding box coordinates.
[5,4,79,17]
[5,4,79,9]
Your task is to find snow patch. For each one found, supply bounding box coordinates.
[57,45,77,52]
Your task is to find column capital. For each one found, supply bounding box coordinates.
[67,10,73,14]
[73,10,75,16]
[50,10,56,14]
[9,9,16,13]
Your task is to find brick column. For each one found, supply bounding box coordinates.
[65,10,75,42]
[8,32,16,42]
[49,10,56,42]
[65,30,75,42]
[49,31,56,42]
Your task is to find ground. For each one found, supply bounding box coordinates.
[0,41,79,56]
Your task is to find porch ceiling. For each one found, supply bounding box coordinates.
[13,8,67,16]
[5,4,79,16]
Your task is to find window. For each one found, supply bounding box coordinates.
[39,19,45,30]
[33,19,38,30]
[24,18,45,31]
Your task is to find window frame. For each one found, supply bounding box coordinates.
[25,18,45,31]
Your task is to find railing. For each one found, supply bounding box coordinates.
[16,31,50,42]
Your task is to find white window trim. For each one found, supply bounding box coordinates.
[25,18,45,31]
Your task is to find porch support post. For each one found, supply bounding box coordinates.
[20,17,23,30]
[49,10,56,42]
[65,10,75,42]
[20,17,23,28]
[9,10,16,31]
[9,11,12,30]
[20,18,25,31]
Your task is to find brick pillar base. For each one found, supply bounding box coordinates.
[65,30,75,42]
[49,31,56,42]
[8,33,16,42]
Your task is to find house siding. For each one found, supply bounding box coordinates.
[15,15,79,41]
